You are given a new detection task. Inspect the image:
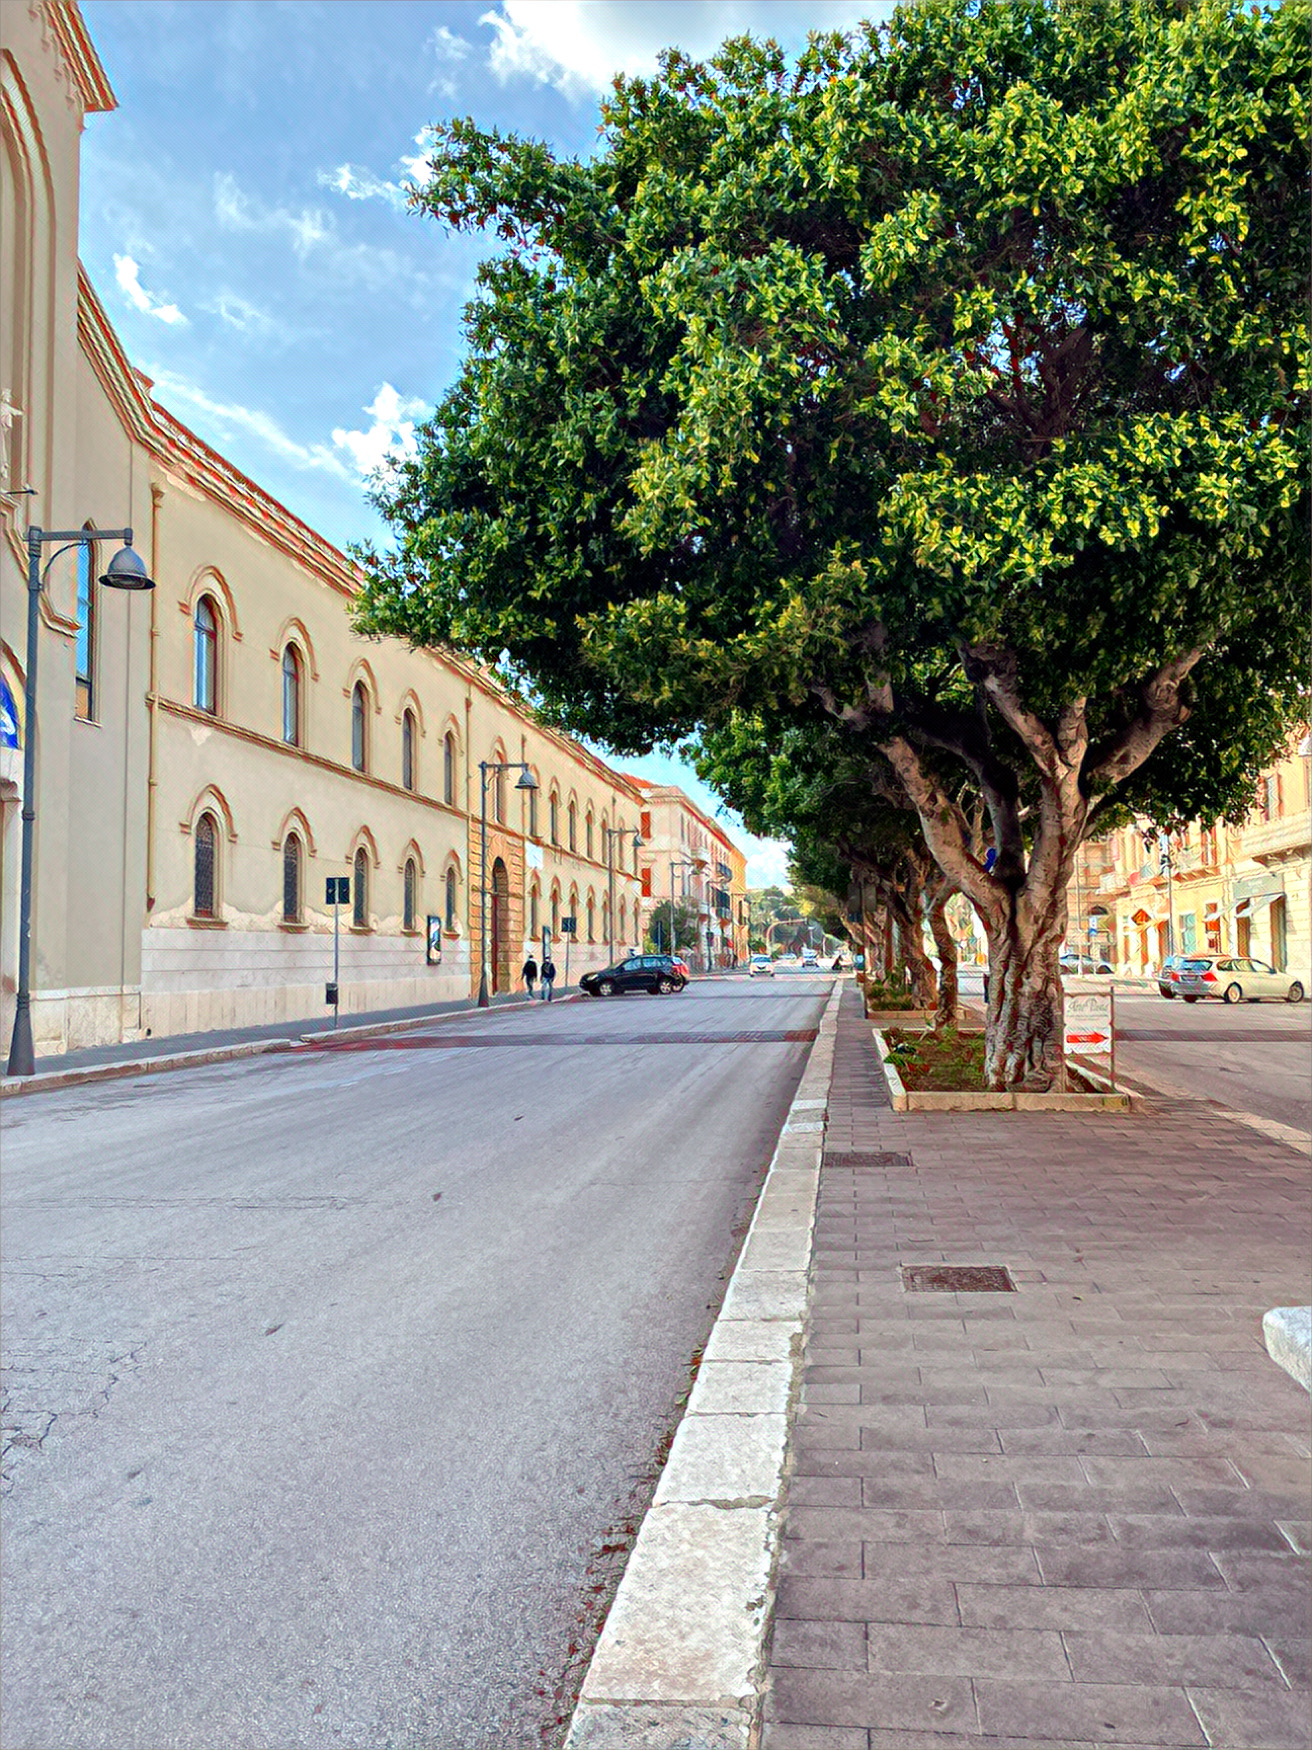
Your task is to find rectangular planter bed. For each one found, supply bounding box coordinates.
[874,1028,1132,1113]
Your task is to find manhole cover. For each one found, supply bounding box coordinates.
[902,1265,1015,1293]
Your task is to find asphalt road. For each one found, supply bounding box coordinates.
[1,977,831,1750]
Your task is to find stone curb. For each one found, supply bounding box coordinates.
[563,981,843,1750]
[1263,1306,1312,1392]
[0,994,565,1100]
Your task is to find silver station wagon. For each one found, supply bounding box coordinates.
[1172,955,1305,1004]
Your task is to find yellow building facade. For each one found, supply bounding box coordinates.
[2,2,701,1057]
[631,780,750,968]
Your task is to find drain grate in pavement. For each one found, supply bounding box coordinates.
[824,1152,912,1171]
[902,1264,1015,1293]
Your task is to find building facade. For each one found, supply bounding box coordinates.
[1,2,673,1058]
[630,780,749,969]
[1072,734,1311,978]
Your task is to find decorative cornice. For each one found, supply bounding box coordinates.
[44,3,116,114]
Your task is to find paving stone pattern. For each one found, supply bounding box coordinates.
[764,986,1311,1750]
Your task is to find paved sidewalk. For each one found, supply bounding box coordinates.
[765,987,1311,1750]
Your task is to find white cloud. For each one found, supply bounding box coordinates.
[213,172,333,258]
[477,0,886,100]
[148,367,352,480]
[429,24,471,62]
[744,837,792,889]
[332,383,430,480]
[113,254,188,325]
[318,163,408,210]
[207,290,280,337]
[398,128,440,190]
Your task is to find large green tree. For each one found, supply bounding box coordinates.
[358,0,1308,1087]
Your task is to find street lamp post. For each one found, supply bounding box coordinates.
[668,855,705,969]
[5,522,154,1076]
[604,823,643,962]
[477,760,537,1008]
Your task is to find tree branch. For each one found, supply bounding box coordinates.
[1088,650,1204,784]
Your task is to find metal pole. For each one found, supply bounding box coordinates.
[333,893,340,1029]
[670,862,676,962]
[1163,838,1175,957]
[5,527,43,1075]
[607,827,615,965]
[478,761,490,1007]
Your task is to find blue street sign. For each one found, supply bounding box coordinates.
[0,677,18,749]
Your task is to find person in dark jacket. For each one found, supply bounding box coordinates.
[522,955,538,998]
[540,956,557,1001]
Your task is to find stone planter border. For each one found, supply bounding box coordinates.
[874,1027,1133,1113]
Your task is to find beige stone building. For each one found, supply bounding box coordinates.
[1,1,678,1058]
[630,780,749,968]
[1073,733,1311,978]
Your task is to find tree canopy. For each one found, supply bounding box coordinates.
[356,0,1309,1081]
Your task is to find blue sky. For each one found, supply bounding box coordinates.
[78,0,890,886]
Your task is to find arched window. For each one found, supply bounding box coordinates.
[529,882,540,938]
[528,778,539,838]
[549,790,560,845]
[602,898,610,948]
[351,683,369,772]
[619,897,627,944]
[492,761,505,824]
[443,731,456,805]
[352,846,369,927]
[194,812,218,917]
[587,893,595,942]
[404,856,418,931]
[194,596,218,713]
[445,865,458,931]
[402,709,416,791]
[75,536,96,720]
[282,833,302,922]
[282,645,302,746]
[551,884,560,937]
[568,801,577,852]
[585,811,594,859]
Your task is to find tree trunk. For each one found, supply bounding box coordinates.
[981,889,1067,1090]
[925,886,961,1030]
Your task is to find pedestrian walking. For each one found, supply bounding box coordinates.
[540,955,556,1001]
[522,955,538,999]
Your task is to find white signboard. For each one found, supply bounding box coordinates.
[1064,990,1113,1061]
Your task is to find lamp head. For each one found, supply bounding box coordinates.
[515,766,538,790]
[632,833,644,849]
[100,541,154,591]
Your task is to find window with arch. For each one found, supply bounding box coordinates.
[282,832,303,922]
[528,777,539,838]
[351,682,369,772]
[549,790,560,845]
[585,811,594,859]
[352,846,369,927]
[529,882,540,938]
[403,856,418,931]
[586,893,595,942]
[445,865,458,932]
[282,645,302,746]
[194,811,219,917]
[194,596,219,713]
[75,536,97,720]
[492,760,506,823]
[568,801,577,852]
[443,731,456,805]
[619,897,627,945]
[402,709,417,791]
[569,887,579,936]
[602,898,610,947]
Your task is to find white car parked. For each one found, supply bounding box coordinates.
[748,955,775,978]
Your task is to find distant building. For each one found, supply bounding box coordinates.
[627,780,748,968]
[1,2,644,1056]
[1073,734,1311,976]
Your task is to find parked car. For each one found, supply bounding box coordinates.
[580,954,687,997]
[748,954,775,978]
[1155,954,1191,998]
[1060,952,1114,976]
[1170,955,1305,1004]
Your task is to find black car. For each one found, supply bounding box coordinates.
[581,954,687,996]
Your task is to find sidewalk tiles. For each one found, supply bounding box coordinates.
[764,986,1311,1750]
